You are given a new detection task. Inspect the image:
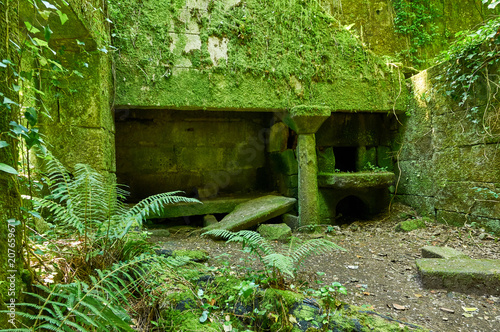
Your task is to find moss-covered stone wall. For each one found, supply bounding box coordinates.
[109,0,406,111]
[115,109,274,201]
[22,0,115,174]
[397,66,500,234]
[326,0,497,69]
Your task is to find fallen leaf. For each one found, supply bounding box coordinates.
[462,313,474,318]
[440,308,455,314]
[363,292,373,296]
[393,303,406,311]
[356,255,363,258]
[289,315,297,324]
[225,315,230,321]
[223,324,232,332]
[347,265,359,269]
[462,307,478,312]
[414,294,423,298]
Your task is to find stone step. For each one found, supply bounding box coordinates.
[201,195,297,232]
[416,258,500,295]
[421,246,469,259]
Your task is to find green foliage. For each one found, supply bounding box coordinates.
[0,254,190,331]
[109,0,392,97]
[436,4,500,138]
[362,162,388,173]
[202,230,345,287]
[32,152,200,278]
[393,0,439,66]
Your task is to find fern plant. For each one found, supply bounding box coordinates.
[0,254,191,332]
[33,152,200,278]
[202,230,346,287]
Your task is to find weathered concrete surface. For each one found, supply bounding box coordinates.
[421,246,469,259]
[416,258,500,295]
[145,195,259,219]
[202,195,296,232]
[257,223,292,243]
[297,134,321,226]
[318,172,395,189]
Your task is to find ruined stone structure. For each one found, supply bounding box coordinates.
[11,0,500,233]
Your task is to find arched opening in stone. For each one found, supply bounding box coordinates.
[335,195,369,224]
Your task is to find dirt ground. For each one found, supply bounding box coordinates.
[150,203,500,332]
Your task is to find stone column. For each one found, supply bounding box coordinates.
[297,133,320,225]
[282,106,330,226]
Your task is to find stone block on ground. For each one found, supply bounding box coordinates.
[416,258,500,295]
[282,213,300,230]
[421,246,469,259]
[257,223,292,242]
[203,214,218,227]
[202,195,296,232]
[148,228,171,237]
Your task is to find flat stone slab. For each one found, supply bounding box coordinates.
[421,246,469,259]
[202,195,296,232]
[416,258,500,295]
[141,194,267,219]
[318,172,395,189]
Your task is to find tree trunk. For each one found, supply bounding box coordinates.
[0,0,23,328]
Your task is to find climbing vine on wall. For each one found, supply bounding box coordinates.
[435,0,500,138]
[392,0,439,67]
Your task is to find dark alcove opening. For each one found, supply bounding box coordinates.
[335,195,369,224]
[332,147,357,172]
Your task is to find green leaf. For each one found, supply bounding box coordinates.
[7,219,21,226]
[0,62,6,68]
[98,47,108,54]
[34,249,45,255]
[24,107,38,127]
[24,21,41,34]
[39,10,51,20]
[57,10,69,25]
[0,141,9,148]
[44,25,52,42]
[76,39,85,46]
[12,84,20,92]
[3,97,18,106]
[42,1,57,10]
[32,37,49,48]
[0,163,18,175]
[199,310,209,323]
[72,70,84,78]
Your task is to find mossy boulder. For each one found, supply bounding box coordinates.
[395,218,426,232]
[173,249,209,263]
[257,223,292,243]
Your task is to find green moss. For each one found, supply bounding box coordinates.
[395,218,426,232]
[109,0,405,110]
[173,249,209,262]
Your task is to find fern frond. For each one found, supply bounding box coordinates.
[262,253,295,277]
[202,229,273,257]
[127,191,200,220]
[292,238,346,272]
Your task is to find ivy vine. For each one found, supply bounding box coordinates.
[435,0,500,137]
[392,0,439,67]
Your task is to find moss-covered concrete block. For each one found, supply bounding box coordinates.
[421,246,469,259]
[173,249,209,263]
[356,146,377,171]
[270,150,298,175]
[317,172,395,190]
[268,122,289,153]
[257,223,292,243]
[317,147,336,173]
[395,218,426,232]
[416,258,500,295]
[396,161,437,196]
[39,125,116,173]
[436,210,468,227]
[202,195,297,232]
[376,146,393,171]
